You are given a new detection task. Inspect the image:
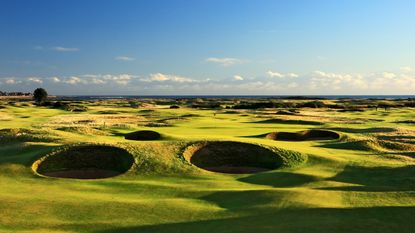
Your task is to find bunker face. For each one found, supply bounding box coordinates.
[186,141,284,174]
[41,169,122,179]
[267,129,340,141]
[125,130,161,141]
[34,145,134,179]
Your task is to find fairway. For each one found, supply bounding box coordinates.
[1,98,415,233]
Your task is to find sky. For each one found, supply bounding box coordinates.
[1,0,415,95]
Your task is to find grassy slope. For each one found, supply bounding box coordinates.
[0,102,415,232]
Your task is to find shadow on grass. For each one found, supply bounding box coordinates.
[238,171,319,188]
[238,133,268,139]
[108,130,126,137]
[376,135,415,141]
[94,206,415,233]
[385,151,415,158]
[316,140,374,151]
[320,165,415,192]
[201,190,285,210]
[327,127,397,134]
[250,118,323,125]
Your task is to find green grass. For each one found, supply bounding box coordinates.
[0,101,415,232]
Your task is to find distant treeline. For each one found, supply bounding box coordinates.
[0,91,32,96]
[230,100,415,110]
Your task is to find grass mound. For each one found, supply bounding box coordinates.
[32,145,134,179]
[266,129,340,141]
[125,130,162,140]
[56,126,110,136]
[0,128,58,144]
[183,141,306,174]
[254,118,323,125]
[375,140,415,152]
[319,136,415,153]
[328,127,398,134]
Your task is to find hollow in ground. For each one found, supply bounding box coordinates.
[184,141,287,174]
[33,145,134,179]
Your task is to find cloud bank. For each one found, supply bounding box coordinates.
[1,68,415,95]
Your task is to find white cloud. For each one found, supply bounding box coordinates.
[27,77,43,84]
[3,68,415,95]
[267,71,284,78]
[4,78,21,85]
[286,73,299,78]
[312,71,348,79]
[205,57,244,66]
[50,77,61,83]
[309,70,415,92]
[107,74,132,85]
[311,71,367,90]
[233,75,244,81]
[146,73,194,83]
[91,78,107,85]
[63,76,83,85]
[400,66,413,73]
[115,56,135,61]
[52,46,79,52]
[382,72,396,79]
[267,70,299,78]
[149,73,170,81]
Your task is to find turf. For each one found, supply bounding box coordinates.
[0,99,415,233]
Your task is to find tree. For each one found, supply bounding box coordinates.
[33,88,48,104]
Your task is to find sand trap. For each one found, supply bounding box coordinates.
[125,130,161,140]
[266,129,340,141]
[33,145,134,179]
[183,141,285,174]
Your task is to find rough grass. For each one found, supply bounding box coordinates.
[56,126,110,136]
[0,128,59,144]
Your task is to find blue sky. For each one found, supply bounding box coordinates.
[1,0,415,95]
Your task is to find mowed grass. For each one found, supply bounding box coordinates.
[1,101,415,233]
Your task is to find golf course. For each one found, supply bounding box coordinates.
[1,97,414,233]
